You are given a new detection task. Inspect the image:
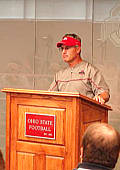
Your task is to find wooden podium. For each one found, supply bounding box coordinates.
[2,88,111,170]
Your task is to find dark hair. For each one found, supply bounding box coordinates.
[82,123,120,168]
[0,150,5,170]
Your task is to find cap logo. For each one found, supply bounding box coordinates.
[63,37,67,40]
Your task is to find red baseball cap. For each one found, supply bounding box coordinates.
[57,36,81,48]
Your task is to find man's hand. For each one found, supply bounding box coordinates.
[93,91,110,104]
[93,95,105,104]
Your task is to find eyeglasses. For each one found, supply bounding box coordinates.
[59,46,78,52]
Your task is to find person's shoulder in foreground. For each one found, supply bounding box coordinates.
[49,33,110,104]
[73,122,120,170]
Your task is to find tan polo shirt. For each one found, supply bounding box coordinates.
[49,60,110,99]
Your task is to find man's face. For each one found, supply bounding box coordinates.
[60,45,80,64]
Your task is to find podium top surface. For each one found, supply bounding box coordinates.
[1,88,111,110]
[2,88,81,97]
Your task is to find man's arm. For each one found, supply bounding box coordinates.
[48,75,58,91]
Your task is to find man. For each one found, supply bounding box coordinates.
[49,33,110,104]
[74,123,120,170]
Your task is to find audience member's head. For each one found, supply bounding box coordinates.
[82,123,120,169]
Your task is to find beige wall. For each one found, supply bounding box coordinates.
[93,22,120,170]
[0,1,120,170]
